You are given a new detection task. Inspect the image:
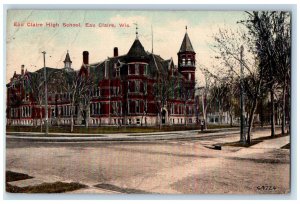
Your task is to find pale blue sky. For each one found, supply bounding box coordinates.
[6,10,246,85]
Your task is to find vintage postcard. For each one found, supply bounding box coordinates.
[5,10,291,194]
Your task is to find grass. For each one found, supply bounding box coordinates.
[207,124,239,129]
[6,171,87,193]
[6,171,33,182]
[6,182,87,193]
[281,143,290,149]
[94,183,150,194]
[219,133,289,148]
[7,125,202,134]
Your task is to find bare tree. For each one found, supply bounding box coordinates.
[24,71,45,131]
[211,27,263,144]
[62,70,92,132]
[242,11,291,136]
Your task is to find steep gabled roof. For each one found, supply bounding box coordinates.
[127,39,148,58]
[179,33,194,53]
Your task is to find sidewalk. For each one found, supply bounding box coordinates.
[250,135,290,149]
[6,128,240,142]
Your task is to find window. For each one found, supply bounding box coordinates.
[51,108,55,117]
[171,103,174,114]
[116,67,120,77]
[135,81,140,93]
[94,87,100,97]
[96,103,101,115]
[111,86,120,96]
[129,65,135,75]
[144,64,148,75]
[112,102,118,114]
[187,59,191,65]
[90,104,93,115]
[182,59,185,65]
[136,100,140,113]
[144,82,147,94]
[188,73,191,81]
[136,118,140,125]
[135,64,139,75]
[144,100,148,112]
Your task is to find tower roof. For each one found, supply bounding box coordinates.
[127,38,148,58]
[63,51,72,63]
[179,33,195,53]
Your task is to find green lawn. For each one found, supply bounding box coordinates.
[6,123,238,134]
[7,125,202,134]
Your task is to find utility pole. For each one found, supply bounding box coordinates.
[42,51,49,135]
[240,45,245,144]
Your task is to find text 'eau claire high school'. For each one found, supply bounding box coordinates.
[13,22,131,28]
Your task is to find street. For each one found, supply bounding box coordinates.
[6,128,290,194]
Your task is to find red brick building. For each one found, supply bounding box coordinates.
[6,29,197,126]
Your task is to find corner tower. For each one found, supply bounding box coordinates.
[177,27,196,83]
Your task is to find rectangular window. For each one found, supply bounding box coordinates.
[136,100,140,113]
[129,65,135,75]
[128,100,130,114]
[52,108,55,117]
[136,118,140,125]
[135,81,140,93]
[144,82,147,93]
[188,73,191,81]
[187,58,191,65]
[135,64,139,75]
[144,64,148,75]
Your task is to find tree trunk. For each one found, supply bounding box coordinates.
[247,98,258,145]
[39,105,43,132]
[85,107,89,128]
[71,114,74,132]
[259,99,264,127]
[281,79,286,135]
[246,77,262,145]
[229,111,233,127]
[270,88,276,137]
[70,105,74,132]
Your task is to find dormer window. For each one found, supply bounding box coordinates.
[116,67,120,77]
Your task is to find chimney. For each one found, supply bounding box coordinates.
[21,64,25,75]
[113,47,118,57]
[83,51,89,65]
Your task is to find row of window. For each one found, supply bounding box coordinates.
[128,81,147,93]
[11,106,32,118]
[90,101,123,115]
[60,105,74,116]
[128,64,149,76]
[169,118,194,124]
[128,100,145,114]
[169,104,194,115]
